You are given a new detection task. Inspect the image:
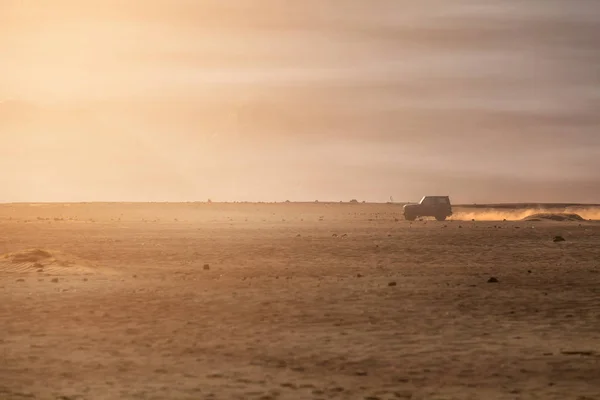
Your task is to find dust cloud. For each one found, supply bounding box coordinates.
[450,207,600,221]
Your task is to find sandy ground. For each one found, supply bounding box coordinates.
[1,203,599,400]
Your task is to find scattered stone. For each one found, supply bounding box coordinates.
[281,382,298,389]
[388,281,397,287]
[332,233,338,237]
[487,277,499,283]
[356,274,363,278]
[51,278,59,283]
[553,236,566,242]
[527,270,532,274]
[16,278,25,282]
[83,278,88,282]
[203,264,210,270]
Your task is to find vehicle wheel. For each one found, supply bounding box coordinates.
[405,214,416,221]
[435,215,447,221]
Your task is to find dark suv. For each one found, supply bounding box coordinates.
[403,196,453,221]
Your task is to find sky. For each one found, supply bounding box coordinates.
[1,0,599,203]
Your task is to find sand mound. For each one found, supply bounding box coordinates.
[0,248,99,275]
[522,213,585,222]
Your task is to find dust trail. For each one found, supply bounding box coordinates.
[450,207,600,221]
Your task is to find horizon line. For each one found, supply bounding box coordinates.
[1,201,599,207]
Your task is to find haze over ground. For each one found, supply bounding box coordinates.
[1,0,599,203]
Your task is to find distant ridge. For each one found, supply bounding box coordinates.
[456,203,600,209]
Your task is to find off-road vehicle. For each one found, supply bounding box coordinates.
[403,196,452,221]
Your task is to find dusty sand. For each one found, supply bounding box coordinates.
[1,203,599,400]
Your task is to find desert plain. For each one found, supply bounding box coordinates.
[1,202,599,400]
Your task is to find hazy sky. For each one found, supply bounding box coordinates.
[1,0,599,203]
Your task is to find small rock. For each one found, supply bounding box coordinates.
[16,278,25,282]
[356,273,363,278]
[487,277,499,283]
[527,270,532,274]
[388,281,397,287]
[51,278,59,283]
[553,236,566,242]
[203,264,210,270]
